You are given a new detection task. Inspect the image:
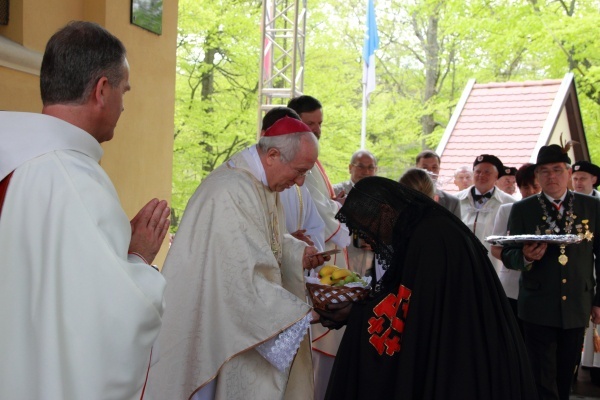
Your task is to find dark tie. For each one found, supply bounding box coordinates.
[473,192,492,202]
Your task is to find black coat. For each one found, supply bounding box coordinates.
[326,208,537,400]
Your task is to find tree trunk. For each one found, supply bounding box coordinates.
[421,13,440,145]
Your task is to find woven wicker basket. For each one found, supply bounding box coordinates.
[306,283,370,311]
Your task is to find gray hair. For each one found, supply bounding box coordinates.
[454,165,473,177]
[258,131,318,163]
[350,150,377,165]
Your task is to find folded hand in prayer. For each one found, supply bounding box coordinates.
[129,198,170,264]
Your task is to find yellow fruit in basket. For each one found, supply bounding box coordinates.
[319,265,339,278]
[320,275,335,285]
[331,269,352,280]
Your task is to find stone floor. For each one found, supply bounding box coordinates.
[572,367,600,399]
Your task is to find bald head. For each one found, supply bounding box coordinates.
[349,150,378,183]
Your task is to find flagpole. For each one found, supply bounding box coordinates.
[361,0,378,151]
[360,82,367,150]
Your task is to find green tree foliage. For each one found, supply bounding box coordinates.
[172,0,262,224]
[523,0,600,160]
[172,0,600,229]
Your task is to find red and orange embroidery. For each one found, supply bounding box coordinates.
[368,285,411,356]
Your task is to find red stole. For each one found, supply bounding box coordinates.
[0,172,14,217]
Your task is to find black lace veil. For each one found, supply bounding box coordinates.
[336,176,452,293]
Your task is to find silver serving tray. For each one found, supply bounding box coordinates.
[485,234,583,246]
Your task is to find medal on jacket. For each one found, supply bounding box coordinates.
[558,245,568,265]
[538,193,575,265]
[582,219,594,242]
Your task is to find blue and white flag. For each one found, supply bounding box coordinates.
[363,0,379,98]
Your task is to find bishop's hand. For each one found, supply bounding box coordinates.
[302,246,330,270]
[129,198,170,264]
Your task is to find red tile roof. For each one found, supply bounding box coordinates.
[437,78,564,194]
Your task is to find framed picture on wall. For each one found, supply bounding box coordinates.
[131,0,162,35]
[0,0,8,25]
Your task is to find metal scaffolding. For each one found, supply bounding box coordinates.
[257,0,307,138]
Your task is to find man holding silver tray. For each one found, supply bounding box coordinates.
[501,143,600,400]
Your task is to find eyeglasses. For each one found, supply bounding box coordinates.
[352,164,377,171]
[537,167,567,178]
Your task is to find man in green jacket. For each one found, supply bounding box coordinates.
[502,144,600,400]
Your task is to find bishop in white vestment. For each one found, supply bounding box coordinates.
[147,117,327,400]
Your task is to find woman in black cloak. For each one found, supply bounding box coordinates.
[318,176,536,399]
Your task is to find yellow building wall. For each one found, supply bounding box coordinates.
[0,67,41,111]
[0,0,178,266]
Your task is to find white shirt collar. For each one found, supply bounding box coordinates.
[543,190,567,203]
[231,145,268,187]
[474,187,494,196]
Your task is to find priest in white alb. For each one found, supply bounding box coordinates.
[287,96,351,269]
[0,22,169,400]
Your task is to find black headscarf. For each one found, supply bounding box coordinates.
[336,176,485,294]
[327,177,537,400]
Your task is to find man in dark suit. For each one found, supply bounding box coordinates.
[502,144,600,400]
[415,150,461,218]
[572,160,600,198]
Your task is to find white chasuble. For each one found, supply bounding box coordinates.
[146,148,313,400]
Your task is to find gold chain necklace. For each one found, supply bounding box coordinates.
[536,192,574,265]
